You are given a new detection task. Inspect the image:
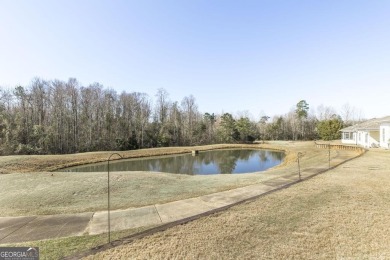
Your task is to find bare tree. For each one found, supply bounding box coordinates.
[0,77,338,155]
[181,95,199,145]
[340,103,364,126]
[155,88,169,124]
[317,104,337,121]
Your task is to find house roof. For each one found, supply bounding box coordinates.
[341,116,390,132]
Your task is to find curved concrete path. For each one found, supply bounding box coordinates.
[0,151,358,244]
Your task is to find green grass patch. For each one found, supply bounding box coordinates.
[1,225,155,260]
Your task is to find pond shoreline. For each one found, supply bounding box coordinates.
[58,148,285,175]
[0,143,291,174]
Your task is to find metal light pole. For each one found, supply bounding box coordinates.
[297,152,302,180]
[107,153,123,243]
[328,142,331,169]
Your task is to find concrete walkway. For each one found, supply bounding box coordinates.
[0,153,356,244]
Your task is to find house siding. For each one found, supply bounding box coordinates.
[357,131,366,146]
[368,130,380,148]
[353,130,379,148]
[341,116,390,149]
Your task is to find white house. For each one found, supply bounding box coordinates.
[341,116,390,148]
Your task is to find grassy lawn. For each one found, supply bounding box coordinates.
[0,142,359,217]
[85,148,390,259]
[1,225,156,260]
[0,141,366,259]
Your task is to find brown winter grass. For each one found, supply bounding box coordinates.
[0,141,365,259]
[0,142,357,217]
[1,225,157,260]
[85,148,390,259]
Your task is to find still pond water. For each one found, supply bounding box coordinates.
[61,149,284,175]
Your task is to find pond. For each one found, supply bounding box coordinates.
[60,149,285,175]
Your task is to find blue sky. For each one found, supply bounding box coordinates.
[1,1,389,119]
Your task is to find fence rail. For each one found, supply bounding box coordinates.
[315,142,366,152]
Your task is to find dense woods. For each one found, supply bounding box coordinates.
[0,78,358,155]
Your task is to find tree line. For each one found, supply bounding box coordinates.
[0,77,361,155]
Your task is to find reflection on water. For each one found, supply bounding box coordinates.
[60,149,284,175]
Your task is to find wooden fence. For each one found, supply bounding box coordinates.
[315,142,366,152]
